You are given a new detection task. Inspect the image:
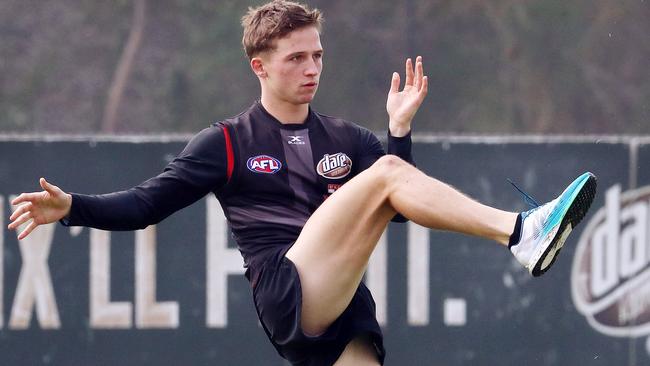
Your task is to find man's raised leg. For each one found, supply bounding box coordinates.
[285,155,518,335]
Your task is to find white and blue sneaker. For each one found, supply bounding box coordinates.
[510,172,597,277]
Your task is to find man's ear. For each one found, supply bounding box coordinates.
[251,57,267,78]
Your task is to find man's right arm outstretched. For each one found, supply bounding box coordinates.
[8,126,229,240]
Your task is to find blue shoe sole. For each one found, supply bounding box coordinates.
[531,172,598,277]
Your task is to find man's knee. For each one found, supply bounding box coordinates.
[374,154,405,167]
[370,155,410,184]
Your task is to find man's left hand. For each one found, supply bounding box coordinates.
[386,56,428,137]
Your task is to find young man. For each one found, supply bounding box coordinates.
[8,1,597,365]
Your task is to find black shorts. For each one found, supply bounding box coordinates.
[246,247,385,366]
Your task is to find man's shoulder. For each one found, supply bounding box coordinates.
[212,106,255,128]
[312,110,363,131]
[313,111,378,142]
[188,123,226,146]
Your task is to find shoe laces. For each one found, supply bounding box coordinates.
[508,179,561,241]
[507,178,540,209]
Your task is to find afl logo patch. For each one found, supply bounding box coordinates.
[247,155,282,174]
[317,153,352,179]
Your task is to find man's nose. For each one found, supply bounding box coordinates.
[304,59,319,76]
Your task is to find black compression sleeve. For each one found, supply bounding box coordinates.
[387,130,415,165]
[387,131,415,223]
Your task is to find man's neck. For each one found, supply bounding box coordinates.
[260,95,309,125]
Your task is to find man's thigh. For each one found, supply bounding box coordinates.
[252,249,385,365]
[285,162,397,335]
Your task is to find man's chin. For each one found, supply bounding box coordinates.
[294,95,316,105]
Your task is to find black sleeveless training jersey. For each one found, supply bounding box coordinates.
[63,101,413,268]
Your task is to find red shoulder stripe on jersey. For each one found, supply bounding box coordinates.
[222,126,234,181]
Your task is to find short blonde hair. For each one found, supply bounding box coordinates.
[241,0,322,59]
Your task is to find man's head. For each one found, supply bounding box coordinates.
[241,0,322,60]
[242,1,324,109]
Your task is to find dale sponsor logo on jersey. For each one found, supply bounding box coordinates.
[247,155,282,174]
[316,153,352,179]
[571,184,650,342]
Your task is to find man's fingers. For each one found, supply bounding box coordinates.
[40,177,59,195]
[9,202,31,221]
[8,211,32,230]
[414,56,423,90]
[17,221,38,241]
[420,75,429,97]
[389,72,400,94]
[413,76,429,107]
[11,193,26,206]
[11,192,41,206]
[405,58,414,86]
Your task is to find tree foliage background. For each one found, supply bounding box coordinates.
[1,0,648,135]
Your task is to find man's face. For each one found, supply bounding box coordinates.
[256,26,323,106]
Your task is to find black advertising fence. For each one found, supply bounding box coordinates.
[0,135,649,365]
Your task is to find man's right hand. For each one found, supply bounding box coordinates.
[7,178,72,240]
